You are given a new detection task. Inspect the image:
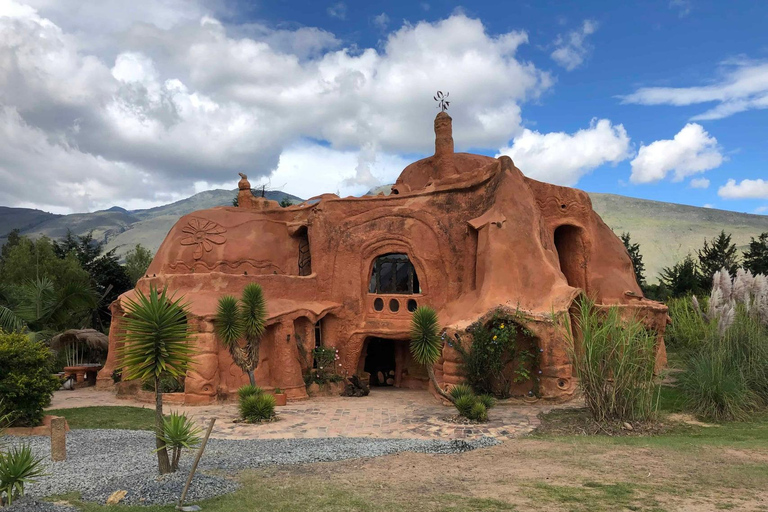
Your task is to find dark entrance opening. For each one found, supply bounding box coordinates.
[363,337,396,387]
[553,225,587,291]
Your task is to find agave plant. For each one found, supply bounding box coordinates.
[0,444,46,506]
[409,306,454,403]
[157,412,203,472]
[118,285,196,475]
[215,283,267,386]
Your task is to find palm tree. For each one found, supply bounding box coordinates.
[215,283,267,386]
[409,306,454,403]
[118,286,196,475]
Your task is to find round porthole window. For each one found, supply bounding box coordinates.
[373,298,384,311]
[407,299,418,312]
[389,299,400,312]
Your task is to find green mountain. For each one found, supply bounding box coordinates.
[1,188,766,280]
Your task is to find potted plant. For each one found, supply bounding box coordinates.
[272,387,287,406]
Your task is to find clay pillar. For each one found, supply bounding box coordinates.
[270,320,309,400]
[50,417,66,462]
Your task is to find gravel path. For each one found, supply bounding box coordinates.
[10,430,499,506]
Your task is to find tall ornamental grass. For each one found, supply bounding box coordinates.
[677,269,768,421]
[564,297,659,422]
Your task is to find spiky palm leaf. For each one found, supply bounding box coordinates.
[410,306,442,366]
[215,295,243,347]
[409,306,454,403]
[0,305,25,333]
[0,444,46,505]
[240,283,266,340]
[118,286,196,382]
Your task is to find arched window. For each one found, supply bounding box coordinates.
[368,253,421,294]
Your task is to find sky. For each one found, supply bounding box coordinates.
[0,0,766,215]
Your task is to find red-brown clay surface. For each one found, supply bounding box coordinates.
[98,112,668,404]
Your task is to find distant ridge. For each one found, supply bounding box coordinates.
[1,188,766,279]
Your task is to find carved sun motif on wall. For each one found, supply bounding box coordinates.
[180,219,227,260]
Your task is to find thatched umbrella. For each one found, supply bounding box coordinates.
[50,329,109,367]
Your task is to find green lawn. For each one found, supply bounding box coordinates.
[47,406,156,430]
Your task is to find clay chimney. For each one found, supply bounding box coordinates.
[434,111,454,156]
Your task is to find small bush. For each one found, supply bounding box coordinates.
[0,444,46,506]
[469,401,488,422]
[454,394,476,418]
[158,412,202,472]
[240,393,276,422]
[477,394,496,410]
[564,297,659,423]
[678,351,758,421]
[449,384,474,401]
[665,297,715,351]
[0,332,60,427]
[237,384,263,401]
[273,387,284,394]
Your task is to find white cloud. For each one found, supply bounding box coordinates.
[497,118,631,186]
[669,0,692,17]
[755,206,768,214]
[629,123,723,184]
[718,179,768,199]
[550,19,598,71]
[703,203,714,208]
[373,13,389,31]
[690,177,710,189]
[621,59,768,120]
[0,4,552,212]
[327,2,347,20]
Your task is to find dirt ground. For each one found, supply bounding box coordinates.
[247,436,768,512]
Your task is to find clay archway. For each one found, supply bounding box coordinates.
[553,224,588,292]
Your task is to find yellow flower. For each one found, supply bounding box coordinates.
[493,335,498,340]
[500,324,505,329]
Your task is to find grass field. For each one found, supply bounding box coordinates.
[47,406,156,431]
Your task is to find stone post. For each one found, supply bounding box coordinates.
[50,417,66,462]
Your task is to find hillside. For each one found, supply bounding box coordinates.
[1,188,766,280]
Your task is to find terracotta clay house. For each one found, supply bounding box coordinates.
[98,112,668,403]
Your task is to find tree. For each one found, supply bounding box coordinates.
[215,283,267,386]
[409,306,454,403]
[620,232,646,288]
[697,231,739,287]
[125,244,154,285]
[659,254,702,297]
[279,197,292,208]
[118,286,196,474]
[743,232,768,276]
[52,231,132,330]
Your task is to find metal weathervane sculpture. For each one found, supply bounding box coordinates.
[434,91,450,112]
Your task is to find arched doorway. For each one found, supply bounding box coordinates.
[553,225,587,291]
[358,337,429,389]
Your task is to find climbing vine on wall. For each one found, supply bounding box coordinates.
[454,310,540,398]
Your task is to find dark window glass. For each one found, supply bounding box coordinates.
[389,299,400,312]
[373,298,384,311]
[407,299,418,312]
[369,253,420,294]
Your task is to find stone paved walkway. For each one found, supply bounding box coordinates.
[49,388,565,441]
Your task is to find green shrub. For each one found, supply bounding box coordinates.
[469,401,488,422]
[477,394,496,410]
[0,332,60,427]
[454,394,476,418]
[678,351,758,421]
[141,373,185,393]
[449,384,474,401]
[237,384,263,400]
[239,393,276,422]
[0,444,46,506]
[665,296,715,351]
[158,411,202,471]
[454,311,538,398]
[564,297,659,423]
